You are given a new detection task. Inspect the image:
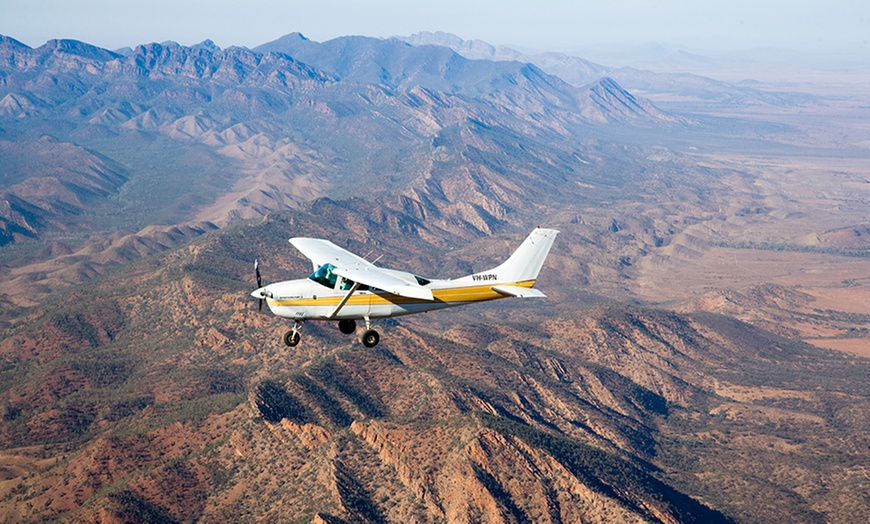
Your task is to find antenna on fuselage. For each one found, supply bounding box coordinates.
[355,249,382,270]
[367,254,383,269]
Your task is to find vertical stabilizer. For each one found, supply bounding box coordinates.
[464,227,559,284]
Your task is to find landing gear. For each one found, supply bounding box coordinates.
[359,316,380,347]
[360,329,379,348]
[283,329,300,347]
[281,319,381,347]
[337,317,379,346]
[283,322,303,347]
[338,319,357,334]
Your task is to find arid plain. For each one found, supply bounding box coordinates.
[632,76,870,356]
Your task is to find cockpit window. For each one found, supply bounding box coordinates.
[414,276,431,286]
[309,263,338,288]
[310,264,370,291]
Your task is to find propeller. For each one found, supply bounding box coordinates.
[255,258,263,312]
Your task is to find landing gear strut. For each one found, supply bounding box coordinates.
[283,322,303,347]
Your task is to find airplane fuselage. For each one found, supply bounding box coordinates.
[260,276,537,321]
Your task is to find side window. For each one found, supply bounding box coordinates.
[338,277,369,291]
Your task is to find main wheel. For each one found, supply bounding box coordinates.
[283,329,301,347]
[338,319,357,334]
[360,329,379,348]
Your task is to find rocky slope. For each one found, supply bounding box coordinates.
[0,135,127,246]
[0,210,866,523]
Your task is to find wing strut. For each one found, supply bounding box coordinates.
[327,281,361,319]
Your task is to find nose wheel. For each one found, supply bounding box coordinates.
[283,322,303,347]
[283,330,300,347]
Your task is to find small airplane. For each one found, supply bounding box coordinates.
[252,227,558,347]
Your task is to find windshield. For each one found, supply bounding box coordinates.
[309,263,338,288]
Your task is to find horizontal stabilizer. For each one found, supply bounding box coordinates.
[492,285,547,298]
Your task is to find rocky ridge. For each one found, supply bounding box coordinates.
[0,210,866,523]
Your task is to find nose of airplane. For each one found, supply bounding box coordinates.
[252,286,274,312]
[252,286,275,298]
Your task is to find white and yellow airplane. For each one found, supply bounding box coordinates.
[252,227,558,347]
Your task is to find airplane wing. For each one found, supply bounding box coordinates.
[289,237,434,301]
[334,266,434,301]
[290,238,370,268]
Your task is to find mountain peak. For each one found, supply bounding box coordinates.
[405,31,520,62]
[192,39,220,52]
[579,76,687,124]
[0,35,31,51]
[401,32,606,86]
[253,32,317,56]
[36,38,120,61]
[405,31,465,48]
[284,32,310,42]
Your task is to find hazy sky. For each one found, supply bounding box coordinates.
[3,0,868,53]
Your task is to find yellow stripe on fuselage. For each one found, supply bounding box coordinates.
[265,280,536,308]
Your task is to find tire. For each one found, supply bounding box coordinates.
[283,330,301,347]
[338,319,357,334]
[360,329,379,348]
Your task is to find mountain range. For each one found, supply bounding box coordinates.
[401,32,818,106]
[0,31,868,523]
[0,33,683,248]
[0,31,709,307]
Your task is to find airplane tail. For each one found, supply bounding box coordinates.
[464,227,559,284]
